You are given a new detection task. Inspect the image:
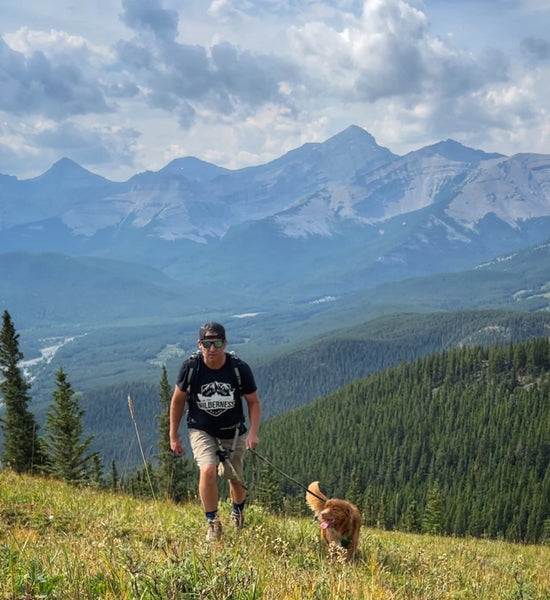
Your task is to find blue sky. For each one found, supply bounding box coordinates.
[2,0,550,181]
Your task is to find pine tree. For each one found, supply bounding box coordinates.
[43,367,95,483]
[110,460,119,492]
[155,366,174,495]
[90,453,103,487]
[402,500,421,533]
[155,366,193,502]
[0,310,44,473]
[346,467,363,508]
[254,462,284,513]
[423,482,444,535]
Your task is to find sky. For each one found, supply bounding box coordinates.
[2,0,550,182]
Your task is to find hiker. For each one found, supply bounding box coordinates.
[169,321,261,541]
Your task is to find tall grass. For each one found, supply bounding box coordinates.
[1,470,549,599]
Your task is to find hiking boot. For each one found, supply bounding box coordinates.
[206,517,222,541]
[230,510,244,529]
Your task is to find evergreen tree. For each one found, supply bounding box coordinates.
[423,482,444,535]
[90,453,103,487]
[110,460,119,492]
[0,310,44,473]
[254,462,284,513]
[155,366,193,502]
[542,518,550,545]
[156,366,174,497]
[402,500,421,533]
[43,367,95,483]
[346,467,363,508]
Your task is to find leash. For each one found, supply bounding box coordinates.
[216,426,248,489]
[248,448,325,502]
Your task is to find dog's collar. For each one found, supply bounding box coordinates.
[340,535,352,548]
[321,520,352,547]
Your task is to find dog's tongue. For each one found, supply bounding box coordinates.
[321,521,330,529]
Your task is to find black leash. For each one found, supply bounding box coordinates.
[216,439,248,490]
[248,448,325,502]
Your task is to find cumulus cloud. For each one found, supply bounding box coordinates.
[119,0,179,43]
[0,36,111,118]
[0,117,140,178]
[521,36,550,62]
[1,0,550,179]
[33,121,140,166]
[115,0,301,126]
[289,0,510,104]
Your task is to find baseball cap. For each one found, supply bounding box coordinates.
[199,321,226,340]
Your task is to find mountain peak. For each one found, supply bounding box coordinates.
[416,139,505,164]
[33,158,110,185]
[329,124,377,144]
[267,124,396,181]
[159,157,232,182]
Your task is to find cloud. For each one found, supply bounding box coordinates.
[33,121,140,166]
[521,36,550,62]
[289,0,510,104]
[208,0,246,21]
[1,0,550,180]
[0,31,111,119]
[115,1,301,125]
[0,117,140,179]
[119,0,179,43]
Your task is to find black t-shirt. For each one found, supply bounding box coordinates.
[176,353,257,438]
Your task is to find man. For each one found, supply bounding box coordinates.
[169,321,261,541]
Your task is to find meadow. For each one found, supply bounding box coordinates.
[1,470,549,599]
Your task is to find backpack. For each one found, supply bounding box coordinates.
[184,350,243,396]
[184,351,247,438]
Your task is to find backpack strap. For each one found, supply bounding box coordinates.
[184,351,201,393]
[185,351,243,395]
[228,351,243,395]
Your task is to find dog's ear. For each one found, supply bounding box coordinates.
[346,504,358,520]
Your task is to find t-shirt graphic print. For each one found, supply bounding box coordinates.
[196,381,236,417]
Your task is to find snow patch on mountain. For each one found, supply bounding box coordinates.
[61,194,132,235]
[446,155,550,229]
[350,154,472,224]
[3,125,550,282]
[276,195,336,238]
[425,215,473,243]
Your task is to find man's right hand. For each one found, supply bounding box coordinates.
[170,436,185,456]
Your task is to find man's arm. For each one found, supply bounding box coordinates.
[243,391,261,449]
[170,385,187,456]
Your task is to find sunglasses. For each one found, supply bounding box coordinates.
[201,339,224,349]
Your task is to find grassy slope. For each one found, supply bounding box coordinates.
[1,471,549,600]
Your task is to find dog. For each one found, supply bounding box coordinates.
[306,481,361,561]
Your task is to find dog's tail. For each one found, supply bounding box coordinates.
[306,481,327,516]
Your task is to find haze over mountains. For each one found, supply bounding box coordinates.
[3,125,550,471]
[1,124,550,370]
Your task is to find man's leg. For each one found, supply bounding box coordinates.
[229,479,246,505]
[199,464,219,512]
[229,479,246,528]
[227,438,247,527]
[190,430,223,540]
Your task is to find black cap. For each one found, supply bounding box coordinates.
[199,321,226,340]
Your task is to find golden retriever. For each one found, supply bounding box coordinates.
[306,481,361,561]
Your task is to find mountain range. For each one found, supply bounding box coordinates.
[3,125,550,307]
[2,124,550,392]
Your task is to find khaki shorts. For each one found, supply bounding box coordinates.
[189,428,246,481]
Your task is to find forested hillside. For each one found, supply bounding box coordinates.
[5,309,550,544]
[77,309,550,469]
[260,336,550,543]
[254,309,550,419]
